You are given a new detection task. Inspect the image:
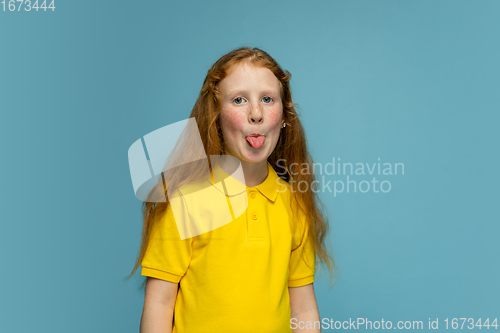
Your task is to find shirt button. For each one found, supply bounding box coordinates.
[250,192,256,199]
[251,213,258,220]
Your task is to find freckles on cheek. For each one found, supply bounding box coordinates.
[222,108,245,130]
[266,106,283,126]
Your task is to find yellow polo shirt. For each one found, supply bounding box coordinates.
[141,161,316,333]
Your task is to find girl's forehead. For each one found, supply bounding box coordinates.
[221,62,279,90]
[226,61,270,77]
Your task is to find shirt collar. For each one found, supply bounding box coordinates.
[204,161,282,203]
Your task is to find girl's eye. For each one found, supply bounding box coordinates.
[233,97,245,104]
[232,96,274,104]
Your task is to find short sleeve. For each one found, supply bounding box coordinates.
[140,196,193,283]
[288,210,316,288]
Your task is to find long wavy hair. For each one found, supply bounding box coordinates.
[125,46,337,289]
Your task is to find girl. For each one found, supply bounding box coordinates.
[127,47,335,333]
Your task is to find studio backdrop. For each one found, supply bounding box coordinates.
[0,0,498,332]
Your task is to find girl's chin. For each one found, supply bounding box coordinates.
[240,149,269,163]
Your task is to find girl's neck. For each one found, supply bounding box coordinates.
[219,156,268,188]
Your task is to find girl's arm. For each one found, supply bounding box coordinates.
[289,283,321,333]
[140,277,178,333]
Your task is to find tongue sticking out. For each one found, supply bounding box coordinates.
[246,135,265,149]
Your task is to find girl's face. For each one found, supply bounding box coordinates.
[218,61,284,163]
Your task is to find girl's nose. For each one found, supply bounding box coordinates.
[249,103,263,123]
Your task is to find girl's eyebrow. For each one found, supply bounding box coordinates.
[226,89,279,96]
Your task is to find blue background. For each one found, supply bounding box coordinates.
[1,0,498,332]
